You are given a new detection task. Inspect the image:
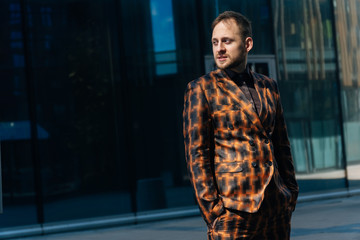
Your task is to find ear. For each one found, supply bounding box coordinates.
[245,37,253,52]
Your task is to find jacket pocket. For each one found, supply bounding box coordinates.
[211,215,221,230]
[210,209,226,231]
[215,161,244,173]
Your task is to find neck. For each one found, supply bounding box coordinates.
[230,62,247,73]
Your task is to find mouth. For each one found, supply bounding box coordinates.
[217,55,227,62]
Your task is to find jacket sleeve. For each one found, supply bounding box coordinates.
[272,82,299,210]
[183,82,224,226]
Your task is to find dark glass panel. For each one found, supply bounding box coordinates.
[0,0,38,227]
[118,0,203,212]
[199,0,218,56]
[25,0,132,222]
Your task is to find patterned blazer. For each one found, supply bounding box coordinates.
[183,69,299,227]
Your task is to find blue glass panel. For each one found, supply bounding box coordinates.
[150,0,177,75]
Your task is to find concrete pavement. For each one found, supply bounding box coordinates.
[13,195,360,240]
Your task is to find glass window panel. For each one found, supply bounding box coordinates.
[150,0,176,52]
[0,0,38,228]
[150,0,177,75]
[25,0,133,222]
[272,0,346,192]
[156,63,178,75]
[334,0,360,189]
[118,0,204,212]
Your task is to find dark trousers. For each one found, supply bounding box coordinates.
[208,179,293,240]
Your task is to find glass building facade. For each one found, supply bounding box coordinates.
[0,0,359,237]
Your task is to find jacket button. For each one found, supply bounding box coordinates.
[251,162,258,168]
[267,161,273,166]
[249,140,255,146]
[265,139,269,144]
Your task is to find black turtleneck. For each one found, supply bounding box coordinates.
[224,66,261,115]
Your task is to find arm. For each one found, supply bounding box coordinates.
[272,83,299,210]
[183,82,224,226]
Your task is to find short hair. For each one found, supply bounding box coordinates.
[211,11,252,41]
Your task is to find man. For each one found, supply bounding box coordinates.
[183,11,299,240]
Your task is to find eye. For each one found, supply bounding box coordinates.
[224,39,232,44]
[212,40,218,46]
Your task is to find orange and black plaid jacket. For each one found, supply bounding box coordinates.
[183,69,298,227]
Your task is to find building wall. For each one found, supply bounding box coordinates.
[334,0,360,189]
[271,0,346,192]
[0,0,359,232]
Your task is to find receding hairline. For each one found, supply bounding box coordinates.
[211,11,253,40]
[212,17,239,30]
[212,18,240,31]
[211,19,242,39]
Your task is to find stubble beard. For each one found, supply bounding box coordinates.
[221,57,246,71]
[215,48,247,72]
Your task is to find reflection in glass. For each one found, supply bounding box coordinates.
[24,0,132,222]
[150,0,177,75]
[0,1,38,227]
[272,0,345,192]
[334,0,360,188]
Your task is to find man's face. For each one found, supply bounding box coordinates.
[212,19,252,72]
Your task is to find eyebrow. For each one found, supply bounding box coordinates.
[212,37,232,41]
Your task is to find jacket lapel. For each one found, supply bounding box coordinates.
[216,70,252,108]
[251,71,267,122]
[251,71,277,137]
[215,70,267,137]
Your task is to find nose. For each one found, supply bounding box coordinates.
[215,42,225,53]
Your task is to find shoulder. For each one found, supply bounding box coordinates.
[185,70,221,92]
[251,71,279,92]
